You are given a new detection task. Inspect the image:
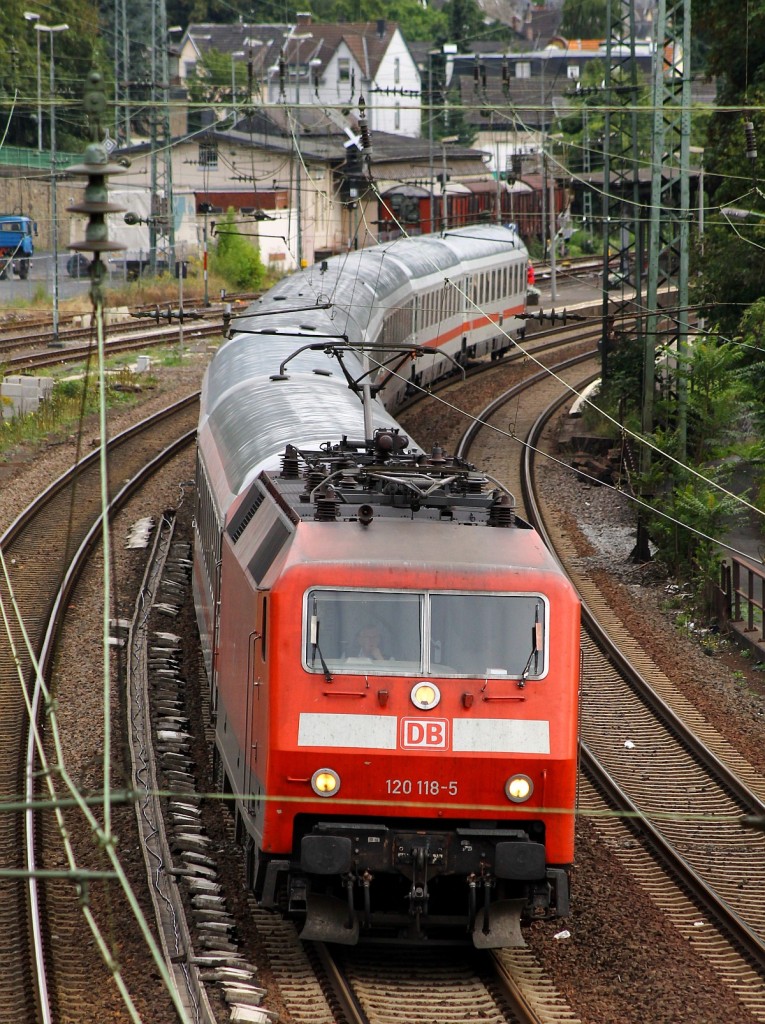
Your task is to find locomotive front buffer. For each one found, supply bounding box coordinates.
[280,822,568,948]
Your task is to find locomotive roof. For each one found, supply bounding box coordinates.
[232,434,568,582]
[250,431,529,534]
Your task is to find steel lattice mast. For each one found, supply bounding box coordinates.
[645,0,692,462]
[113,0,131,146]
[149,0,175,274]
[600,0,644,380]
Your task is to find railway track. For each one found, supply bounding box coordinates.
[8,302,742,1023]
[0,395,198,1022]
[441,349,765,1018]
[0,319,224,375]
[268,939,580,1024]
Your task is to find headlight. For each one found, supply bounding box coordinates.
[505,774,533,803]
[311,768,341,797]
[411,681,441,710]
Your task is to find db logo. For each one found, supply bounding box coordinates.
[401,718,449,749]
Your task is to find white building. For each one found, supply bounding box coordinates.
[174,15,422,139]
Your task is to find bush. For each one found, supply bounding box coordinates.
[569,229,595,255]
[210,209,266,291]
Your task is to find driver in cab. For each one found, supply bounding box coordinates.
[355,625,387,661]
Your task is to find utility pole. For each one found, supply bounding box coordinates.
[35,22,69,344]
[428,51,435,232]
[149,0,175,275]
[548,152,557,302]
[23,12,42,151]
[582,106,592,240]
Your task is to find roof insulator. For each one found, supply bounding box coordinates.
[314,484,340,521]
[488,493,516,528]
[281,444,300,478]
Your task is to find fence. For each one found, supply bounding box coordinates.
[719,557,765,662]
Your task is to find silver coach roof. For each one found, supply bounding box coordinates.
[201,226,523,505]
[232,225,524,346]
[200,334,411,504]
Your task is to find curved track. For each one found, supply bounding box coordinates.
[0,395,198,1022]
[445,352,765,1019]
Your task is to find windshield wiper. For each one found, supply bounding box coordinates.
[310,606,333,682]
[519,606,543,687]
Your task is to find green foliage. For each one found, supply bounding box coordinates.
[0,366,150,458]
[691,79,765,335]
[597,329,645,419]
[447,0,486,49]
[170,0,505,46]
[3,0,107,149]
[186,48,244,128]
[210,209,266,291]
[680,340,744,463]
[693,0,765,98]
[646,479,744,610]
[568,229,595,255]
[555,61,654,175]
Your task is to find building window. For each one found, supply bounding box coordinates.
[566,65,580,80]
[394,57,400,84]
[515,62,530,79]
[184,60,197,78]
[338,57,350,82]
[199,141,218,169]
[394,102,400,130]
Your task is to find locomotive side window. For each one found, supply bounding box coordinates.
[303,589,547,678]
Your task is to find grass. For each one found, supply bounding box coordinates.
[1,265,282,321]
[0,360,163,461]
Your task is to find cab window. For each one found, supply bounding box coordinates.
[304,588,547,678]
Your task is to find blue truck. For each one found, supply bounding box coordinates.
[0,215,36,280]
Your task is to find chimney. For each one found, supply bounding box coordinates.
[296,11,312,26]
[376,18,386,37]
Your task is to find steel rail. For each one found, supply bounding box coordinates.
[1,394,200,1023]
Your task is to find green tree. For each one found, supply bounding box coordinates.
[210,208,266,290]
[689,83,765,336]
[694,0,765,99]
[648,480,743,611]
[446,0,485,50]
[2,0,106,150]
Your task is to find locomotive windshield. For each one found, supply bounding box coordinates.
[304,589,547,678]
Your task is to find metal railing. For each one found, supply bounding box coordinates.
[0,144,80,170]
[720,556,765,645]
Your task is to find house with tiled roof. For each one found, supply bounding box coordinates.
[174,22,288,93]
[112,108,488,270]
[444,38,713,178]
[271,15,421,138]
[174,15,421,139]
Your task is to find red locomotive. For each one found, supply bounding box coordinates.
[194,226,581,946]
